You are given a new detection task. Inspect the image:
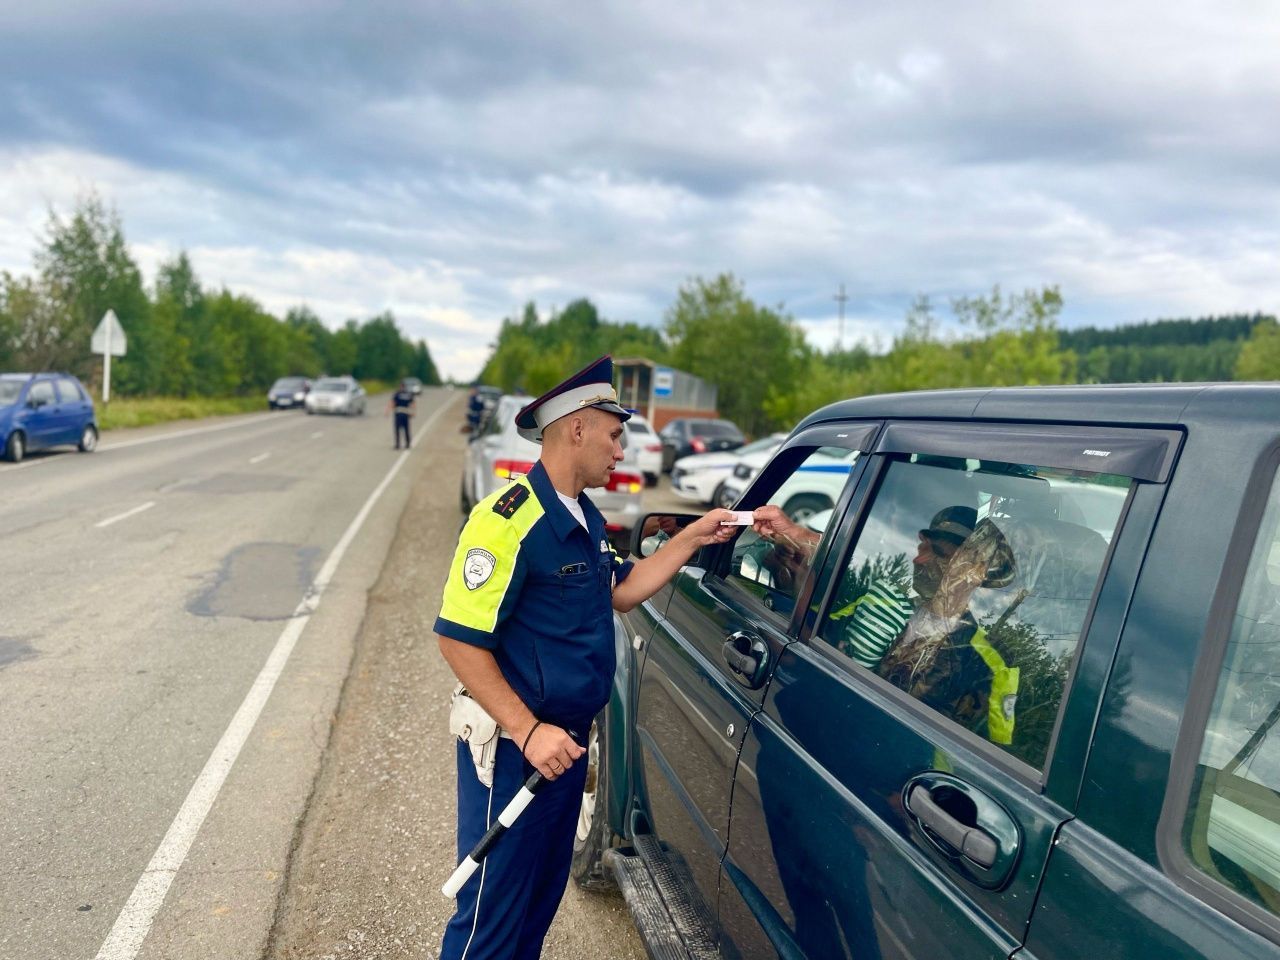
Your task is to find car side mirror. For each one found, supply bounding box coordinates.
[631,512,701,558]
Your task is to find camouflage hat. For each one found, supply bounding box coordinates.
[920,505,977,544]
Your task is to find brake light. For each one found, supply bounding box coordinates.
[494,459,535,479]
[690,438,707,453]
[605,470,644,494]
[644,443,662,453]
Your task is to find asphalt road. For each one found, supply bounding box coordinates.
[0,390,455,960]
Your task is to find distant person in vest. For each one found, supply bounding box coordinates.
[387,379,416,449]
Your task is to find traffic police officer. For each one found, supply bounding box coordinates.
[388,379,416,449]
[434,355,734,960]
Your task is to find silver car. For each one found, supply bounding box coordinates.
[461,394,644,539]
[305,376,366,416]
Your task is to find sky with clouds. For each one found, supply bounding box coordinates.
[1,1,1277,380]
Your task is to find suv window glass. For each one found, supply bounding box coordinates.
[57,379,83,403]
[1185,469,1280,918]
[727,446,859,616]
[817,453,1129,769]
[29,381,55,405]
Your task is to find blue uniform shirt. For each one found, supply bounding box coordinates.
[434,461,634,731]
[393,389,414,411]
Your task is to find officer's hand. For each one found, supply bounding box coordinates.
[522,723,585,781]
[682,509,740,547]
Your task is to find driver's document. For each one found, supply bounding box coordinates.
[719,510,756,525]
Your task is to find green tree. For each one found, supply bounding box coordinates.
[0,272,63,372]
[1236,318,1280,380]
[32,194,150,384]
[327,321,359,375]
[355,312,411,382]
[665,273,809,435]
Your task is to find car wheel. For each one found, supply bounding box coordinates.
[570,716,615,891]
[713,481,735,509]
[4,431,25,463]
[78,424,98,453]
[783,493,832,523]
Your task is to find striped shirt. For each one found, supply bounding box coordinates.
[835,581,915,668]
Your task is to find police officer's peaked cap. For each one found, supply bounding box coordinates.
[515,355,631,443]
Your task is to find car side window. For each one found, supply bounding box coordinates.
[816,453,1129,769]
[725,446,860,618]
[57,379,83,404]
[28,381,55,406]
[1185,469,1280,919]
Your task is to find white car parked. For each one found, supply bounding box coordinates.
[670,433,788,507]
[461,395,645,540]
[624,413,664,487]
[719,445,858,520]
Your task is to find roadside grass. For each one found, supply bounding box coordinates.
[97,396,266,432]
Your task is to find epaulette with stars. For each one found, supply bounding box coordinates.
[492,484,530,519]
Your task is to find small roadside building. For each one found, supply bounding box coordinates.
[614,358,718,431]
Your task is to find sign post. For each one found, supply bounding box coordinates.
[90,310,127,403]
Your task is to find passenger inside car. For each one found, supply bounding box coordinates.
[815,454,1129,767]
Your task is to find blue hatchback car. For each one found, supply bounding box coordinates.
[0,373,98,463]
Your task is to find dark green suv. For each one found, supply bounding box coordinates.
[575,384,1280,960]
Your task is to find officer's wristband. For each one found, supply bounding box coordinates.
[521,720,543,758]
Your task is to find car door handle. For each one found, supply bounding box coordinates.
[722,631,768,688]
[906,784,997,868]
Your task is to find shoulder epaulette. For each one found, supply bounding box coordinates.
[492,483,530,519]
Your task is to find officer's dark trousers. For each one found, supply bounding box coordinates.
[441,737,588,960]
[394,412,411,448]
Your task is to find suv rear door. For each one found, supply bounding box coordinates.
[631,423,879,944]
[719,420,1180,959]
[1023,411,1280,959]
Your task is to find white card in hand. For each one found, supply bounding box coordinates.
[719,510,755,525]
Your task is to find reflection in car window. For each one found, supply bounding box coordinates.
[0,381,21,405]
[1186,470,1280,918]
[818,454,1129,769]
[727,447,859,618]
[29,380,55,404]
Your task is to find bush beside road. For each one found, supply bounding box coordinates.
[97,395,272,431]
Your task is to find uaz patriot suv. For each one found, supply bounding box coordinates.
[573,383,1280,960]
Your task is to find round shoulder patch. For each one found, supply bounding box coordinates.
[463,548,497,591]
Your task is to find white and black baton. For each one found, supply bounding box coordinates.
[440,730,580,899]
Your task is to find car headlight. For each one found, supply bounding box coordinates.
[295,392,304,400]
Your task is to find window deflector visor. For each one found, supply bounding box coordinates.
[878,422,1182,483]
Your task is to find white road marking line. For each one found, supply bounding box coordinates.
[93,401,450,960]
[95,501,156,529]
[248,452,270,464]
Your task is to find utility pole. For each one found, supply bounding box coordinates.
[833,283,849,352]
